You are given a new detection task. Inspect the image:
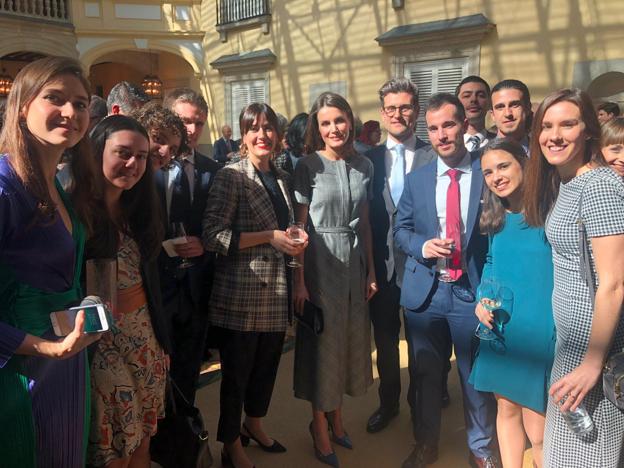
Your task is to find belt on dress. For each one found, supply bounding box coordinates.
[116,282,147,315]
[314,226,354,234]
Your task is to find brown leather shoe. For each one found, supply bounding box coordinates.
[401,443,438,468]
[469,454,499,468]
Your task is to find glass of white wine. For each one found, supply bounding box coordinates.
[286,222,305,268]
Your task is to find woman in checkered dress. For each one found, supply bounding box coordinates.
[524,89,624,467]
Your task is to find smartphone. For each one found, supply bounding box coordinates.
[50,304,110,337]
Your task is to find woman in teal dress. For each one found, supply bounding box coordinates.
[0,57,101,467]
[469,139,555,468]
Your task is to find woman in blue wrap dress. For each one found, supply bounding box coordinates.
[0,56,101,468]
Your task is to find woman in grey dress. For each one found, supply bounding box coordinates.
[524,88,624,468]
[293,92,377,467]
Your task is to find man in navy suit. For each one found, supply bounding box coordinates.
[394,93,497,468]
[151,88,220,465]
[213,124,239,164]
[365,78,435,434]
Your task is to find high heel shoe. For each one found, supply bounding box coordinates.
[327,422,353,450]
[240,423,287,453]
[221,447,256,468]
[309,421,340,467]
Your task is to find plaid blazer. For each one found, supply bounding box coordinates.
[202,157,293,332]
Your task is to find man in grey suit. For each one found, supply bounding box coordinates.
[365,78,435,433]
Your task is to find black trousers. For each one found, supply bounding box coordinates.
[216,327,285,443]
[369,280,402,411]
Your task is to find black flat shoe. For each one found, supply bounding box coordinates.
[366,407,399,433]
[240,423,287,453]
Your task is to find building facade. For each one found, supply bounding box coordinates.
[0,0,623,149]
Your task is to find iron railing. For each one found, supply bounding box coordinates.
[0,0,70,23]
[216,0,270,26]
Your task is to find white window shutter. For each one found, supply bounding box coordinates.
[229,79,267,139]
[404,58,468,142]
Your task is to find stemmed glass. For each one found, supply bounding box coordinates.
[475,280,514,340]
[437,240,455,282]
[286,222,305,268]
[172,222,193,269]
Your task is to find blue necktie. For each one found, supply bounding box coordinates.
[390,144,405,206]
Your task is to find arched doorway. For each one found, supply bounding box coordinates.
[89,49,198,100]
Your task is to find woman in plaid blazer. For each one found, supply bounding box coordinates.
[202,103,307,468]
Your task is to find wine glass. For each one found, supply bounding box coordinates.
[437,240,455,283]
[286,222,305,268]
[172,222,193,269]
[475,279,501,340]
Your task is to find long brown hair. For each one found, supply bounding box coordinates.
[0,56,100,231]
[86,115,163,261]
[305,92,355,153]
[479,139,528,234]
[523,88,605,227]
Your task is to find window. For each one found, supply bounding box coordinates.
[308,81,347,109]
[404,57,468,141]
[228,79,267,139]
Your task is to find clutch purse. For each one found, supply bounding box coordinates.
[296,300,324,335]
[578,187,624,411]
[603,352,624,411]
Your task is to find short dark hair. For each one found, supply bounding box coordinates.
[87,115,163,261]
[163,87,208,115]
[426,93,466,122]
[239,103,283,156]
[131,101,189,158]
[89,95,108,120]
[285,112,309,158]
[491,79,531,109]
[106,81,149,114]
[455,75,491,97]
[306,92,355,152]
[378,78,419,107]
[598,101,620,117]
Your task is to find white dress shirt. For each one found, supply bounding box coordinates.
[165,163,182,221]
[383,135,418,284]
[421,151,473,259]
[463,131,489,152]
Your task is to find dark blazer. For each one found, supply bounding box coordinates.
[155,151,220,309]
[140,257,172,354]
[393,152,487,310]
[202,158,293,333]
[366,138,435,287]
[213,137,240,164]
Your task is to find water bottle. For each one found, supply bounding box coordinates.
[562,402,594,437]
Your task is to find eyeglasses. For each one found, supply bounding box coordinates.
[382,105,415,116]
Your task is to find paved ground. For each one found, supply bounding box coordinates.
[193,332,535,468]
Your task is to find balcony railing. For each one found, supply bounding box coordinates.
[0,0,70,23]
[216,0,270,26]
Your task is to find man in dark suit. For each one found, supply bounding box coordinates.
[456,76,496,152]
[213,125,239,164]
[394,93,497,468]
[365,78,435,434]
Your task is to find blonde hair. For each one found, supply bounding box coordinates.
[601,117,624,148]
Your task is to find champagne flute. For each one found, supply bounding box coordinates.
[475,279,501,340]
[437,240,455,283]
[172,222,193,269]
[286,222,305,268]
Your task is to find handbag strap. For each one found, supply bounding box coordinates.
[165,372,195,416]
[577,183,596,308]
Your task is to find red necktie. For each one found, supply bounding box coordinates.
[446,169,463,281]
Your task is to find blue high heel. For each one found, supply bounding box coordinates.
[328,422,353,450]
[309,422,339,467]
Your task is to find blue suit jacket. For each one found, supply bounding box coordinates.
[393,152,487,310]
[213,137,239,164]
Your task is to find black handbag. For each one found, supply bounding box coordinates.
[151,374,213,468]
[578,188,624,411]
[296,300,324,335]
